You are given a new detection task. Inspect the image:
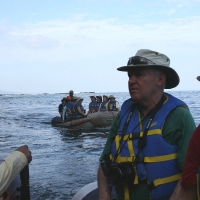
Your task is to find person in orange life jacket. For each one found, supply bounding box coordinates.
[97,49,196,200]
[62,97,73,122]
[58,97,66,117]
[88,96,97,114]
[95,96,102,112]
[73,97,86,117]
[0,145,32,196]
[66,90,74,100]
[170,76,200,200]
[107,95,120,111]
[98,95,109,112]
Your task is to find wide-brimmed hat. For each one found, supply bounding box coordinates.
[117,49,179,89]
[197,76,200,82]
[108,95,115,99]
[77,97,83,101]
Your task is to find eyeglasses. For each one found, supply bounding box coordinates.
[127,56,156,66]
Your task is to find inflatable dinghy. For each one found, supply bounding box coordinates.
[52,111,118,129]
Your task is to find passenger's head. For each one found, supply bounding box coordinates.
[61,97,67,104]
[117,49,179,102]
[69,90,74,96]
[96,96,102,102]
[77,97,83,103]
[197,76,200,82]
[108,95,115,103]
[90,96,96,102]
[103,95,108,102]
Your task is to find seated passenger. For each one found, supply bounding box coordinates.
[73,97,86,117]
[88,96,97,114]
[62,97,73,122]
[58,97,66,117]
[98,95,109,112]
[66,90,74,100]
[107,95,120,111]
[95,96,102,112]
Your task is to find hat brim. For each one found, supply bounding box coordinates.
[117,64,179,89]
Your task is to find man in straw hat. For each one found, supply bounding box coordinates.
[170,76,200,200]
[107,95,120,112]
[73,97,86,117]
[98,49,196,200]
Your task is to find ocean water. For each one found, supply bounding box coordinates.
[0,91,200,200]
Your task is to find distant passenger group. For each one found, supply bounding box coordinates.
[58,90,120,121]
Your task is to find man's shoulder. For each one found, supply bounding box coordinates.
[166,105,195,127]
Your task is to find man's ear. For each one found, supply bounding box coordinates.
[157,73,166,87]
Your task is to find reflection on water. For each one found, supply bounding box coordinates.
[0,91,200,199]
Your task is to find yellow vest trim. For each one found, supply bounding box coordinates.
[143,153,177,163]
[116,153,177,163]
[124,183,130,200]
[152,174,181,187]
[115,129,162,141]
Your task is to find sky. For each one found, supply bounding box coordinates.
[0,0,200,94]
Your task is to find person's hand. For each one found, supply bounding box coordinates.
[15,145,32,164]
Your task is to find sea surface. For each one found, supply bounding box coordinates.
[0,91,200,200]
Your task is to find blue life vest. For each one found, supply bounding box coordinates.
[89,101,97,112]
[65,103,73,116]
[95,101,102,111]
[111,93,188,200]
[108,100,118,111]
[101,101,108,112]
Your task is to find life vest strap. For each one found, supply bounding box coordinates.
[147,174,181,191]
[117,129,162,141]
[116,153,177,163]
[124,183,130,200]
[137,153,177,163]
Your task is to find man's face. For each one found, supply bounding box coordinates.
[103,96,108,102]
[109,98,115,103]
[70,92,73,96]
[128,68,161,102]
[91,97,96,102]
[97,98,101,102]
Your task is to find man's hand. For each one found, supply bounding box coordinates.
[15,145,32,164]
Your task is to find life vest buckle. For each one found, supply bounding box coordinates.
[136,156,144,163]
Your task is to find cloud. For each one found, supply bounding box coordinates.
[0,15,200,65]
[166,0,200,5]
